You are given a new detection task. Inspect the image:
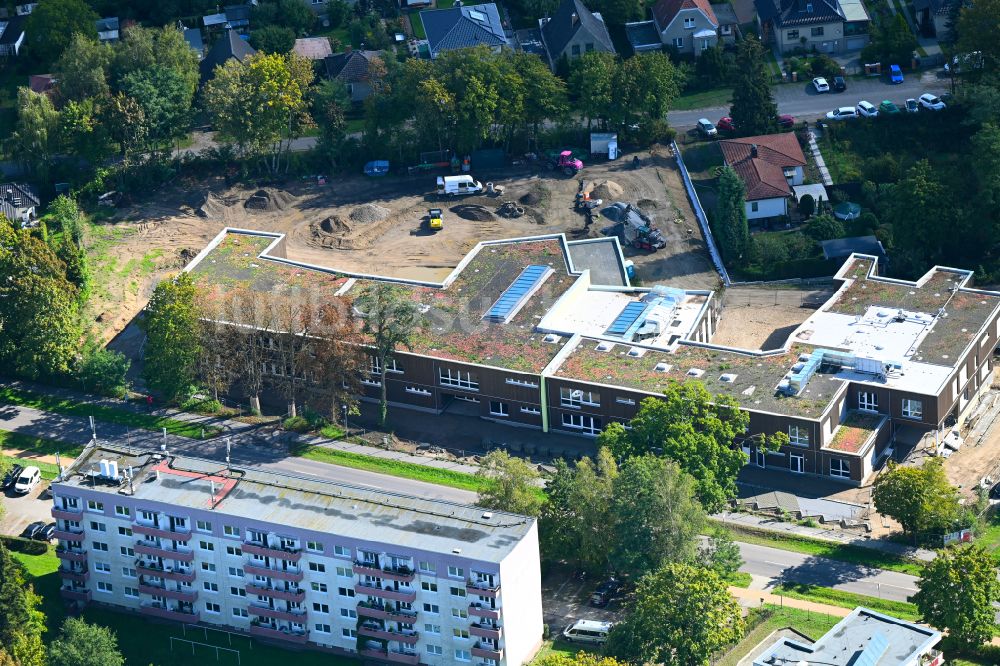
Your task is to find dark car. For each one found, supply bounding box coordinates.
[990,481,1000,500]
[20,521,46,540]
[590,578,622,607]
[2,464,24,490]
[34,523,56,541]
[833,76,847,92]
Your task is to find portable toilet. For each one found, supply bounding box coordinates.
[608,139,619,160]
[624,260,635,279]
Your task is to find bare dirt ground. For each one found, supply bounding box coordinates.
[712,285,834,350]
[87,145,720,342]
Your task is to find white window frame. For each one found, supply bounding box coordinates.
[672,37,683,47]
[405,386,432,396]
[789,452,804,474]
[439,367,479,390]
[788,424,810,447]
[489,401,509,417]
[561,412,601,435]
[830,457,851,478]
[505,377,538,388]
[858,391,878,412]
[684,16,696,28]
[902,399,923,419]
[560,387,600,408]
[520,405,541,414]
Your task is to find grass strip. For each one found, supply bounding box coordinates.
[0,387,219,439]
[2,455,60,480]
[716,520,924,576]
[673,87,733,111]
[716,605,841,666]
[771,583,920,620]
[727,571,753,588]
[0,429,84,457]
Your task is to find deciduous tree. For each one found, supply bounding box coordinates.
[729,35,777,137]
[535,654,628,666]
[54,34,112,103]
[715,166,750,265]
[24,0,98,64]
[8,89,61,182]
[250,25,297,54]
[48,617,124,666]
[873,459,961,540]
[476,450,543,517]
[913,545,1000,650]
[252,0,317,35]
[0,543,46,666]
[698,528,743,582]
[569,52,617,129]
[141,272,202,402]
[77,344,130,398]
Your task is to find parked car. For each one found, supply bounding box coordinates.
[717,117,736,133]
[20,521,46,539]
[812,77,830,93]
[777,114,796,129]
[944,51,983,75]
[856,100,879,117]
[990,481,1000,500]
[590,578,622,607]
[826,106,858,120]
[919,93,946,110]
[563,620,614,645]
[833,76,847,92]
[34,523,56,541]
[13,466,41,495]
[889,64,903,83]
[905,98,919,113]
[2,463,24,490]
[878,100,901,114]
[696,118,718,138]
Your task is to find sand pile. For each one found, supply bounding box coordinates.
[452,204,496,222]
[588,180,624,201]
[244,188,296,212]
[195,192,226,218]
[320,216,351,234]
[349,204,390,224]
[520,191,542,205]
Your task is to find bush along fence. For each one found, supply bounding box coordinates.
[672,140,731,286]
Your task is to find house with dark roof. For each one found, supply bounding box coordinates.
[199,29,256,85]
[718,133,806,220]
[96,17,120,43]
[184,27,205,59]
[419,3,508,59]
[323,49,385,103]
[913,0,958,38]
[756,0,870,53]
[538,0,615,71]
[0,183,39,226]
[203,4,251,34]
[0,14,26,57]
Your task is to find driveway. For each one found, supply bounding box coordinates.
[542,569,622,633]
[1,480,54,538]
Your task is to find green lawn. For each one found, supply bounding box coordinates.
[674,87,733,111]
[716,605,842,666]
[531,639,578,663]
[409,13,426,39]
[770,583,920,620]
[345,117,365,134]
[0,387,219,439]
[974,507,1000,564]
[0,430,84,458]
[717,521,925,575]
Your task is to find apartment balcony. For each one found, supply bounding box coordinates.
[353,561,415,583]
[51,528,84,542]
[358,623,419,645]
[133,523,193,542]
[244,563,304,582]
[134,541,194,563]
[357,602,418,624]
[249,624,308,644]
[359,648,420,665]
[58,567,89,584]
[59,587,91,603]
[468,604,500,621]
[136,561,196,583]
[244,583,305,603]
[140,604,199,623]
[51,507,82,521]
[354,582,416,604]
[471,622,503,641]
[466,580,500,598]
[55,548,87,564]
[138,583,198,603]
[242,541,302,562]
[472,644,504,661]
[248,604,307,623]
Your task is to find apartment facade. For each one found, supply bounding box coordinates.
[52,445,543,665]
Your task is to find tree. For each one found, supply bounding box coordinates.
[804,213,845,240]
[594,0,644,24]
[8,89,61,182]
[250,25,297,54]
[24,0,98,65]
[535,655,628,666]
[476,450,543,517]
[77,343,130,398]
[120,65,195,151]
[729,35,777,137]
[798,193,815,217]
[613,52,682,130]
[698,528,743,582]
[715,167,750,265]
[957,0,1000,71]
[354,283,420,427]
[971,123,1000,210]
[47,195,85,246]
[54,34,112,103]
[873,459,961,540]
[141,272,202,402]
[110,26,200,99]
[252,0,316,35]
[694,44,730,90]
[0,543,46,666]
[606,563,745,665]
[59,98,113,165]
[610,456,705,577]
[569,52,617,129]
[513,52,568,139]
[217,287,277,414]
[862,13,918,67]
[913,545,1000,650]
[312,79,351,165]
[48,617,124,666]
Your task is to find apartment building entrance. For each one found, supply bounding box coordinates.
[441,393,481,416]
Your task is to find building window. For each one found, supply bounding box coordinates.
[309,562,326,573]
[199,541,214,552]
[450,586,467,598]
[118,526,132,537]
[333,545,350,558]
[424,623,441,634]
[205,602,221,614]
[439,367,479,390]
[427,645,444,656]
[560,387,600,408]
[335,566,351,578]
[95,562,111,574]
[902,399,923,419]
[139,510,155,522]
[455,649,471,662]
[87,500,104,512]
[370,355,401,375]
[447,566,464,578]
[571,44,580,56]
[405,386,432,396]
[811,26,824,36]
[419,561,435,574]
[858,391,878,412]
[340,608,357,619]
[124,587,139,598]
[750,201,759,212]
[226,546,242,556]
[505,377,538,388]
[520,405,541,414]
[830,457,851,478]
[337,587,355,598]
[561,413,602,435]
[204,582,219,593]
[453,628,471,639]
[341,628,357,639]
[115,505,129,517]
[616,397,636,405]
[223,525,239,537]
[684,17,695,28]
[788,425,809,446]
[89,521,106,532]
[452,607,469,619]
[96,581,113,594]
[122,567,136,578]
[228,567,244,577]
[314,623,331,633]
[672,37,683,47]
[423,603,440,614]
[787,29,799,39]
[196,520,212,532]
[93,541,109,552]
[311,582,328,592]
[120,546,134,557]
[422,581,438,592]
[489,401,509,417]
[202,562,216,573]
[233,608,248,618]
[313,602,330,613]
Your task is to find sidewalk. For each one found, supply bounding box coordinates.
[729,586,851,616]
[806,129,833,186]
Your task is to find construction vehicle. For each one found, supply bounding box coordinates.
[436,175,484,196]
[427,208,443,231]
[548,150,584,176]
[602,202,666,252]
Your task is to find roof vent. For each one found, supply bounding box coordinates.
[595,342,614,352]
[687,368,705,378]
[750,144,758,158]
[627,347,646,358]
[720,373,738,383]
[453,548,462,554]
[654,362,671,372]
[481,512,493,519]
[544,334,560,344]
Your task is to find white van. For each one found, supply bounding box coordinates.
[436,175,484,196]
[562,619,613,645]
[14,466,40,495]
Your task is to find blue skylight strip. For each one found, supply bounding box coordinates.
[606,302,647,337]
[484,265,552,323]
[854,632,889,666]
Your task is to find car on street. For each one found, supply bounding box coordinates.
[697,118,717,138]
[34,523,56,541]
[13,466,40,495]
[812,77,830,93]
[889,64,903,83]
[20,521,46,539]
[826,106,859,120]
[2,463,24,490]
[878,100,901,114]
[833,76,847,92]
[563,620,614,645]
[717,116,736,133]
[777,114,796,128]
[919,93,946,110]
[856,100,879,117]
[905,98,919,113]
[590,578,622,607]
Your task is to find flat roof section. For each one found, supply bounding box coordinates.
[566,238,629,287]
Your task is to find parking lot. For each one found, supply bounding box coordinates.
[542,567,624,635]
[1,479,54,539]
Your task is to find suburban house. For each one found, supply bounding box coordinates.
[14,3,35,15]
[912,0,957,38]
[718,133,806,220]
[626,0,719,56]
[96,17,120,43]
[52,441,544,665]
[323,49,385,103]
[203,5,251,35]
[28,73,56,95]
[292,36,333,61]
[753,607,943,666]
[420,4,509,59]
[756,0,870,53]
[183,27,205,59]
[0,14,26,57]
[199,29,257,85]
[0,183,39,225]
[538,0,615,71]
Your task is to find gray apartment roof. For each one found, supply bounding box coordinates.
[184,27,204,56]
[420,3,508,56]
[58,444,535,564]
[540,0,615,63]
[754,607,941,666]
[566,238,629,286]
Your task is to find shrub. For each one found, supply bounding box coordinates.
[810,54,841,79]
[863,154,901,183]
[804,214,846,240]
[0,535,48,555]
[283,415,311,432]
[180,395,224,414]
[76,346,130,398]
[799,193,815,217]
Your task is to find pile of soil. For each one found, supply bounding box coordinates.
[244,188,296,212]
[320,216,351,234]
[638,198,661,210]
[195,192,226,218]
[588,179,624,201]
[451,204,496,222]
[519,191,542,205]
[349,204,390,224]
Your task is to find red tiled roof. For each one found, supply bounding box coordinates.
[653,0,718,29]
[718,133,807,201]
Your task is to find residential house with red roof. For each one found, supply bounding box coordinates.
[718,133,807,220]
[652,0,719,55]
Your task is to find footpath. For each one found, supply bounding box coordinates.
[729,586,850,616]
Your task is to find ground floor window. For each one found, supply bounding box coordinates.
[902,398,923,419]
[489,401,509,417]
[562,413,601,435]
[790,452,804,473]
[830,457,851,478]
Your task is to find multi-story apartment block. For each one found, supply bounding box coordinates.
[51,444,543,665]
[185,228,1000,486]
